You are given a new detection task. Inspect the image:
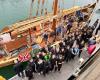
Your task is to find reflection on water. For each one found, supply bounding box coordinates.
[0,0,96,29]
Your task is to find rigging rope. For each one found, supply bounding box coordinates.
[41,0,45,15]
[52,0,54,11]
[44,0,48,15]
[36,0,40,16]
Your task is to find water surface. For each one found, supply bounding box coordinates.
[0,0,97,29]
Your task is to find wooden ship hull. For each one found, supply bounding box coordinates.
[0,2,97,79]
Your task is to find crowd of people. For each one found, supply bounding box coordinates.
[13,10,99,80]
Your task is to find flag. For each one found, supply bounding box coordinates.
[18,48,32,62]
[18,53,31,62]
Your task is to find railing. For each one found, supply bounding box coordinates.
[67,47,100,80]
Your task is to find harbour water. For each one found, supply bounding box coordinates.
[0,0,97,30]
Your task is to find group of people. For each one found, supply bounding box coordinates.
[13,10,99,80]
[13,47,63,80]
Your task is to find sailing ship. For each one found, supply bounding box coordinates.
[0,0,97,78]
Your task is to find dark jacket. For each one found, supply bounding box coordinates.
[28,61,36,72]
[25,66,33,77]
[13,62,23,73]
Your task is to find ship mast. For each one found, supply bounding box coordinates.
[28,0,35,45]
[52,0,58,31]
[29,0,34,18]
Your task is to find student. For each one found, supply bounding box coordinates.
[50,55,56,71]
[37,59,43,75]
[78,42,84,58]
[28,59,37,73]
[43,61,47,76]
[43,31,48,44]
[64,46,70,62]
[67,21,72,34]
[71,47,79,59]
[57,56,63,72]
[13,60,24,77]
[43,60,50,76]
[25,65,33,80]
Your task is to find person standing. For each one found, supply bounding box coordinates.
[37,59,43,75]
[54,59,58,72]
[13,60,24,77]
[67,21,72,34]
[57,56,63,72]
[43,31,48,44]
[71,46,79,59]
[64,46,70,62]
[43,60,50,76]
[28,59,37,73]
[50,55,56,72]
[25,65,33,80]
[43,61,47,76]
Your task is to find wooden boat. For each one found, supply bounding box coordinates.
[0,2,96,68]
[0,0,97,79]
